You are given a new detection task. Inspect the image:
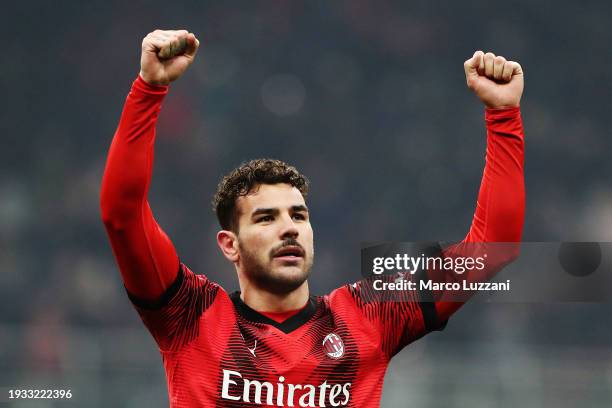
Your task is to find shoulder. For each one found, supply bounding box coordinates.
[318,282,364,315]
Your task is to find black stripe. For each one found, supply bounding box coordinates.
[229,291,318,334]
[415,243,447,332]
[126,261,184,310]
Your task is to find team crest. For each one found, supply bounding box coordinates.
[322,333,345,359]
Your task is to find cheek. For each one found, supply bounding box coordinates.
[303,225,314,246]
[241,230,274,255]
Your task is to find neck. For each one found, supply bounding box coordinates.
[238,278,310,313]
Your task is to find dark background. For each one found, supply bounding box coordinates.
[1,0,611,406]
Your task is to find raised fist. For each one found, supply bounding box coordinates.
[464,51,524,109]
[139,29,200,86]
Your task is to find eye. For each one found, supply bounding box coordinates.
[257,215,274,223]
[292,213,306,221]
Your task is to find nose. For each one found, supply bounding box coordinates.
[279,214,299,240]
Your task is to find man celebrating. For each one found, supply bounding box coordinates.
[100,29,525,407]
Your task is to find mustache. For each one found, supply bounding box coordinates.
[270,239,305,257]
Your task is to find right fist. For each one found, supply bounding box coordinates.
[139,29,200,86]
[463,50,523,108]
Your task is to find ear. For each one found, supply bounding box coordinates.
[217,230,239,263]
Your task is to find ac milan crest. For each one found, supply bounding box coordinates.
[322,333,345,359]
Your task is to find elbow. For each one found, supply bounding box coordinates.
[100,198,122,229]
[99,185,115,225]
[100,206,137,231]
[494,203,525,243]
[99,160,148,229]
[487,211,524,266]
[100,204,118,228]
[100,189,139,230]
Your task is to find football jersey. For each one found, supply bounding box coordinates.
[102,75,525,407]
[128,263,445,407]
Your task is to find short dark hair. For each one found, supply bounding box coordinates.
[213,159,309,231]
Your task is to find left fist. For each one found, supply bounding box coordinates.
[464,51,524,109]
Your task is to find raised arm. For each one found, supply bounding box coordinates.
[435,51,526,321]
[100,30,200,301]
[461,50,525,245]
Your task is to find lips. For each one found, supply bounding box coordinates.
[273,245,305,258]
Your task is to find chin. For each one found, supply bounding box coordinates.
[258,267,311,294]
[275,264,307,276]
[274,267,310,284]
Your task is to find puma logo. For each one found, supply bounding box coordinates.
[248,340,257,357]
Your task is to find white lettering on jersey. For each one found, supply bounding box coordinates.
[221,369,351,407]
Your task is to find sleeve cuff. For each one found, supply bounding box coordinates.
[131,74,170,97]
[485,106,521,122]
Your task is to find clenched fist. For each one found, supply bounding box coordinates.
[464,51,524,109]
[139,29,200,86]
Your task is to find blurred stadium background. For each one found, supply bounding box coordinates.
[2,0,612,406]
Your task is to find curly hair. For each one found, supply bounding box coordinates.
[213,159,309,231]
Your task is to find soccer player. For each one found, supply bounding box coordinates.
[100,29,525,407]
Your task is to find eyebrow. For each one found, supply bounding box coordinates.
[291,205,309,213]
[251,205,309,217]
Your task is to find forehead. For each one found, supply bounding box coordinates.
[237,183,306,214]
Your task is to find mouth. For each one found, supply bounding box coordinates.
[273,245,305,261]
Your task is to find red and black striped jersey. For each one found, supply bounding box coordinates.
[101,76,525,408]
[128,262,445,407]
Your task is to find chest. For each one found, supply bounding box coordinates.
[191,307,384,378]
[163,298,389,406]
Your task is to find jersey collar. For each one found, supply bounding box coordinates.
[229,292,318,334]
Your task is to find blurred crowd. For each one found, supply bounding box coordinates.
[1,0,611,406]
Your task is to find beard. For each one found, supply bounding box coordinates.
[238,238,313,295]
